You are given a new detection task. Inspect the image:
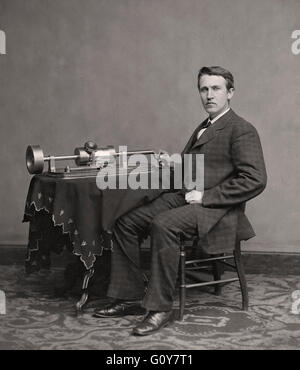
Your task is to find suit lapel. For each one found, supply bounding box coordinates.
[191,109,234,150]
[181,120,206,154]
[192,124,216,148]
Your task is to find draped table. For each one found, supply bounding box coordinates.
[23,173,166,312]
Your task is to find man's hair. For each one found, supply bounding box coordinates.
[197,66,235,92]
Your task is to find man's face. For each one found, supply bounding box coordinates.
[199,74,234,119]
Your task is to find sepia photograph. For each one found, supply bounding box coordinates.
[0,0,299,354]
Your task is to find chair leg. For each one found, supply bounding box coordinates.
[212,260,222,296]
[233,241,249,311]
[179,243,186,321]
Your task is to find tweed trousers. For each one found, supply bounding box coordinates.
[107,191,199,311]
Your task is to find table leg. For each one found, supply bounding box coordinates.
[75,268,95,315]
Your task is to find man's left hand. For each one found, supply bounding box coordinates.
[185,190,203,204]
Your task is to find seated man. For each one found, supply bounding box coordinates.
[93,66,267,336]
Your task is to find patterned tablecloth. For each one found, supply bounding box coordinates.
[23,174,165,271]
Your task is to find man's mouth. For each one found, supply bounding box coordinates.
[206,102,215,106]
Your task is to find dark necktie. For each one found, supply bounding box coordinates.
[202,119,212,129]
[197,119,211,140]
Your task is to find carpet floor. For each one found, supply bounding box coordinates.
[0,265,300,350]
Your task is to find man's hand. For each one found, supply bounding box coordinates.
[185,190,204,204]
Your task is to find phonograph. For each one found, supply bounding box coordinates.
[26,141,168,179]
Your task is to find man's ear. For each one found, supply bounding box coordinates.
[227,88,234,101]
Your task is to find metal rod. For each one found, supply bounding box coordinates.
[45,151,155,162]
[45,155,79,162]
[115,150,156,156]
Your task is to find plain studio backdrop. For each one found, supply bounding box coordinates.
[0,0,299,253]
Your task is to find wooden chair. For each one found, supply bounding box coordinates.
[178,235,249,320]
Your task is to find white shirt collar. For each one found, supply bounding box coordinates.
[209,107,230,124]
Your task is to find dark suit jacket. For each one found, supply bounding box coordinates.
[182,108,267,254]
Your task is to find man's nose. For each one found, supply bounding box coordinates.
[207,89,213,99]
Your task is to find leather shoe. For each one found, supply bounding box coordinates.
[132,310,172,336]
[93,300,146,318]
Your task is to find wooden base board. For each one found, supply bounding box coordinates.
[1,245,300,275]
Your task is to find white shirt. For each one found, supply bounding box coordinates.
[197,107,230,140]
